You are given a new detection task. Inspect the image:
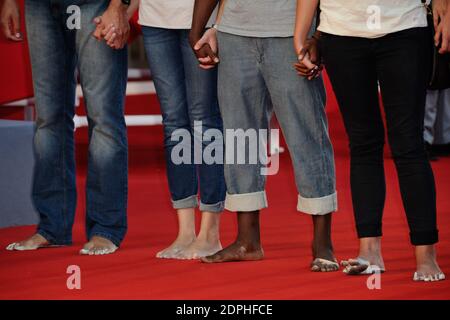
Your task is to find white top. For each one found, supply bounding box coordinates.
[139,0,215,29]
[318,0,429,38]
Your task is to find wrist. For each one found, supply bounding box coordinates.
[189,30,202,44]
[312,31,321,41]
[109,0,128,11]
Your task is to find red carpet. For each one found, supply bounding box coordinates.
[0,77,450,300]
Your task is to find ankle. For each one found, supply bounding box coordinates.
[235,237,262,251]
[359,237,382,255]
[415,245,437,264]
[197,229,220,243]
[177,231,196,242]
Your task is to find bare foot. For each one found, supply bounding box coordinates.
[156,234,196,259]
[176,237,222,260]
[80,236,118,256]
[311,244,338,272]
[6,233,52,251]
[201,240,264,263]
[414,245,445,282]
[157,208,197,259]
[342,237,385,275]
[310,214,338,272]
[176,211,222,260]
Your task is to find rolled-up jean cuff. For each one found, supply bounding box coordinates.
[410,230,439,246]
[172,195,198,210]
[356,224,382,239]
[200,201,225,213]
[225,191,268,212]
[297,192,338,215]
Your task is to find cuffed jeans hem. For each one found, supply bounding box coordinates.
[297,192,338,215]
[224,191,268,212]
[356,224,383,239]
[37,229,72,246]
[89,232,122,247]
[200,201,225,213]
[410,230,439,246]
[172,195,198,210]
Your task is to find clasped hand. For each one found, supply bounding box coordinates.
[92,3,130,50]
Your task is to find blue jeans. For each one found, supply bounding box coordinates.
[25,0,128,246]
[217,32,337,215]
[142,27,225,212]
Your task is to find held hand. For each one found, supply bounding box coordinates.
[433,0,447,30]
[95,18,120,49]
[294,37,322,80]
[190,28,219,70]
[0,0,22,41]
[435,12,450,53]
[432,0,450,53]
[93,2,129,49]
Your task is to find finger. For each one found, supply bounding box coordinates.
[199,64,215,70]
[294,63,313,74]
[93,16,102,25]
[107,34,117,47]
[104,27,116,42]
[295,68,312,77]
[92,26,103,40]
[298,53,316,70]
[194,37,207,51]
[309,46,318,64]
[297,47,308,61]
[439,27,448,53]
[433,9,439,30]
[101,23,115,37]
[308,70,320,80]
[295,67,311,75]
[435,24,443,47]
[11,12,22,40]
[294,65,310,75]
[198,56,213,64]
[111,39,120,50]
[202,44,219,63]
[1,17,13,40]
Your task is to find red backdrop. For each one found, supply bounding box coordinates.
[0,0,33,105]
[0,5,141,106]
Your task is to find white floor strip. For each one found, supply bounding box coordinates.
[76,81,156,98]
[74,114,162,129]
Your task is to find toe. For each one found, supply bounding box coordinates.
[311,264,321,272]
[341,260,349,267]
[6,243,17,251]
[344,263,369,275]
[201,254,218,263]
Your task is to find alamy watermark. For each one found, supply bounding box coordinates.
[171,121,280,176]
[66,265,81,290]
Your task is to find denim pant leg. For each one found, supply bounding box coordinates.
[75,0,128,246]
[25,0,77,245]
[260,37,338,215]
[179,31,225,213]
[217,32,271,212]
[142,27,198,209]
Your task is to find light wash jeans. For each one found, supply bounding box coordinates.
[217,32,337,215]
[26,0,128,246]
